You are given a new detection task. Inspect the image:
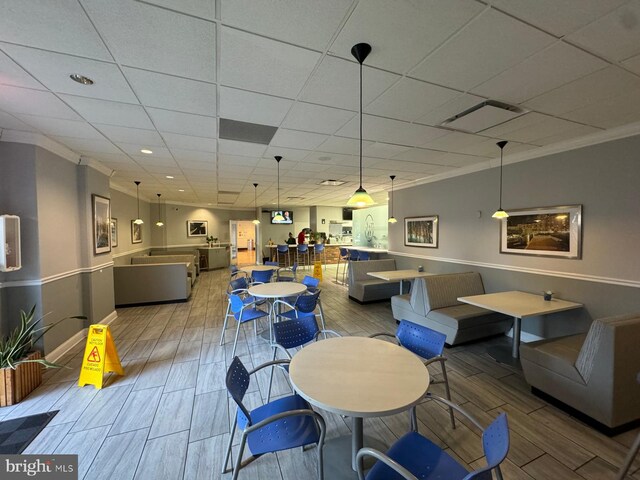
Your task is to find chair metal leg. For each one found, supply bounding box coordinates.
[232,433,248,480]
[267,347,278,402]
[222,415,238,474]
[231,320,242,359]
[220,302,232,345]
[441,361,456,429]
[616,430,640,480]
[316,414,327,480]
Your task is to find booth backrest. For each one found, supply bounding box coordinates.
[349,259,396,282]
[423,272,485,313]
[131,254,196,281]
[150,249,198,258]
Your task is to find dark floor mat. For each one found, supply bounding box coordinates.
[0,411,58,454]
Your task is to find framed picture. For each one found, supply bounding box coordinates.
[110,218,118,248]
[405,215,438,248]
[131,220,142,244]
[500,205,582,259]
[187,220,208,237]
[92,194,111,254]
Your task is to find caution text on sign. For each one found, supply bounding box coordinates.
[78,324,123,390]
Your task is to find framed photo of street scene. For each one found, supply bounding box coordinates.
[92,194,111,254]
[131,220,142,244]
[500,205,582,259]
[110,218,118,248]
[405,215,438,248]
[187,220,208,237]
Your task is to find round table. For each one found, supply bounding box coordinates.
[248,282,308,342]
[289,336,429,478]
[239,264,279,273]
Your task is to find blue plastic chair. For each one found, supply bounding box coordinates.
[265,261,279,266]
[274,291,327,332]
[223,356,326,480]
[226,294,270,358]
[313,243,326,270]
[356,394,509,480]
[335,247,350,283]
[220,277,263,346]
[371,320,455,428]
[277,262,298,282]
[252,269,274,284]
[358,250,370,261]
[350,249,360,261]
[297,244,310,269]
[276,244,290,267]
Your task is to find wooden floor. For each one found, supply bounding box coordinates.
[1,267,638,480]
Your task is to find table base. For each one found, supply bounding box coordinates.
[487,345,521,369]
[323,435,387,479]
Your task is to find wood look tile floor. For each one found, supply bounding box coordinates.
[1,267,639,480]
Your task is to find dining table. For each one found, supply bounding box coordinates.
[367,269,434,295]
[247,281,307,342]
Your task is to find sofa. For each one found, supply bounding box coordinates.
[114,263,192,306]
[391,272,511,346]
[348,259,409,303]
[520,313,640,431]
[131,254,197,285]
[150,249,200,274]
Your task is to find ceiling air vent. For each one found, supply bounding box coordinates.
[219,118,278,145]
[441,100,526,133]
[318,179,346,186]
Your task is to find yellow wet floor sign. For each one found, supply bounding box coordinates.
[312,261,323,282]
[78,324,123,389]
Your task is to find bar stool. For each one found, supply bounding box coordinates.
[335,247,350,284]
[312,243,327,271]
[276,244,290,268]
[358,250,370,261]
[296,244,310,270]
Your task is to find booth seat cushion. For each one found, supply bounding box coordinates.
[427,305,506,330]
[520,334,587,384]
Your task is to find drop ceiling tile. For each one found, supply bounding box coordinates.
[144,0,215,20]
[317,136,372,155]
[531,123,602,145]
[262,146,310,161]
[433,152,489,168]
[95,124,165,146]
[83,152,133,164]
[336,115,448,146]
[281,102,355,135]
[178,159,216,170]
[130,154,177,166]
[161,132,216,152]
[483,113,593,144]
[392,148,447,164]
[481,112,554,137]
[567,1,640,62]
[16,114,103,139]
[169,148,215,163]
[0,86,81,120]
[270,129,328,150]
[303,151,357,166]
[219,87,293,126]
[523,66,640,115]
[0,111,38,132]
[0,50,44,89]
[122,144,172,158]
[331,0,484,73]
[562,89,640,129]
[222,0,351,51]
[220,27,320,99]
[82,0,215,82]
[219,154,260,167]
[60,95,154,128]
[488,0,627,37]
[365,78,461,122]
[1,44,138,103]
[123,67,216,116]
[622,53,640,74]
[147,107,217,138]
[218,139,266,157]
[411,9,554,91]
[415,93,485,127]
[0,0,111,59]
[422,131,492,154]
[300,56,399,111]
[52,136,120,154]
[471,42,607,104]
[362,142,411,159]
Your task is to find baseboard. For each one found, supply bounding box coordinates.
[45,310,118,364]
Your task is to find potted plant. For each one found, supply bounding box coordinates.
[0,305,86,406]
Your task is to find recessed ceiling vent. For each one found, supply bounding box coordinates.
[286,196,305,201]
[217,191,239,204]
[318,179,346,186]
[441,100,526,133]
[219,118,278,145]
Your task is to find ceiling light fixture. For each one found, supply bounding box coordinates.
[155,193,164,227]
[492,141,509,219]
[133,181,144,225]
[347,42,375,208]
[69,74,94,85]
[273,156,285,222]
[388,175,397,224]
[165,175,174,179]
[140,149,153,155]
[178,189,185,192]
[252,183,261,225]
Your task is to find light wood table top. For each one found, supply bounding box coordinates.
[458,290,583,319]
[367,269,434,281]
[347,247,388,253]
[289,336,429,417]
[247,282,307,299]
[239,264,279,273]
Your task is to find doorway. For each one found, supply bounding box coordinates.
[234,220,257,265]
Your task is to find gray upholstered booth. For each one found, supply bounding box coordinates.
[391,272,511,345]
[348,259,407,303]
[131,254,197,285]
[520,313,640,431]
[150,249,200,274]
[114,263,192,306]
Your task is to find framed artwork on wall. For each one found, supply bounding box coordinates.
[499,205,582,258]
[187,220,208,237]
[92,194,111,254]
[131,220,142,244]
[405,215,438,248]
[110,218,118,248]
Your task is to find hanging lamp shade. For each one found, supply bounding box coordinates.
[492,141,509,219]
[133,181,144,224]
[273,156,285,222]
[252,183,261,224]
[347,42,375,208]
[388,174,397,223]
[155,193,164,227]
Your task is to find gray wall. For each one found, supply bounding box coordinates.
[110,188,152,264]
[391,134,640,338]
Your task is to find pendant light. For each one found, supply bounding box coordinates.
[133,181,144,225]
[252,183,261,225]
[272,156,285,222]
[155,193,164,227]
[388,175,397,224]
[347,42,375,208]
[492,141,509,219]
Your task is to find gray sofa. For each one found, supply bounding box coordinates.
[114,263,192,306]
[150,249,201,274]
[391,272,511,345]
[348,259,408,303]
[131,254,197,285]
[521,313,640,430]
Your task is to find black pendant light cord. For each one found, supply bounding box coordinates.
[359,59,363,189]
[497,141,507,209]
[390,175,395,217]
[135,181,141,219]
[275,156,282,210]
